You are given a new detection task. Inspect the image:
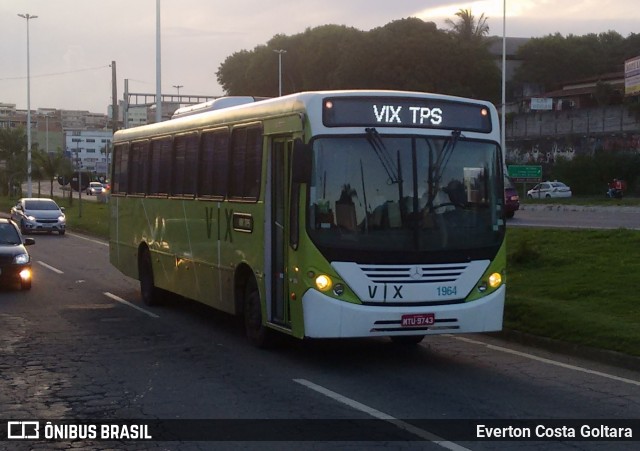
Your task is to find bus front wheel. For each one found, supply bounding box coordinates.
[243,280,273,348]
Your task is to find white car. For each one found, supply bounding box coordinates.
[10,198,66,235]
[527,181,572,199]
[86,182,104,195]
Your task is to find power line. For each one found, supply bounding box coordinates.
[0,65,110,81]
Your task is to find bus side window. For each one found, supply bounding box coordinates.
[128,141,149,195]
[174,133,199,197]
[150,137,173,195]
[112,143,129,194]
[200,129,229,198]
[229,125,263,201]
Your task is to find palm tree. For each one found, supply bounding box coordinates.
[445,8,490,42]
[33,148,74,198]
[0,127,27,197]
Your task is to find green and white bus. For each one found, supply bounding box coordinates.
[109,90,506,346]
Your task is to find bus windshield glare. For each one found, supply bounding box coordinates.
[308,133,503,259]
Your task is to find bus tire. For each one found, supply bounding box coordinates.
[243,279,273,348]
[139,247,161,306]
[390,335,425,345]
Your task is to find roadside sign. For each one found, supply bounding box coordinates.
[507,165,542,183]
[530,98,553,110]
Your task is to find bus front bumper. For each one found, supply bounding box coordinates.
[301,286,505,338]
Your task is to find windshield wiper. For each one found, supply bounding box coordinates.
[426,130,462,212]
[433,129,461,185]
[365,127,401,184]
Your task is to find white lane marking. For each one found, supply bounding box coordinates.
[67,232,108,247]
[103,292,159,318]
[37,260,64,274]
[451,335,640,387]
[294,378,470,451]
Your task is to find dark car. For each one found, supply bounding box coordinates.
[504,176,520,218]
[10,198,66,235]
[0,218,34,290]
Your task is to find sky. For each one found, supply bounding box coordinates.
[1,0,639,114]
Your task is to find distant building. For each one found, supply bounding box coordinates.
[0,103,113,174]
[540,72,625,110]
[65,129,112,176]
[124,105,149,128]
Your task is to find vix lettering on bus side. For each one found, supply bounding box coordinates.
[204,206,234,243]
[372,104,443,126]
[367,284,404,300]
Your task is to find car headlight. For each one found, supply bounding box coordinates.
[58,215,66,222]
[26,215,36,221]
[14,253,30,264]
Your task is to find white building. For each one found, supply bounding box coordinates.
[65,129,112,176]
[126,105,148,128]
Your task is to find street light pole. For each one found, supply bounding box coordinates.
[173,84,183,96]
[155,0,162,123]
[18,13,38,198]
[501,0,507,153]
[274,50,286,96]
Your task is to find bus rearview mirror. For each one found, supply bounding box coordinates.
[291,139,311,184]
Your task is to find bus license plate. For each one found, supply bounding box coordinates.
[401,313,435,327]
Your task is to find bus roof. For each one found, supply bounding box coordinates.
[114,90,498,142]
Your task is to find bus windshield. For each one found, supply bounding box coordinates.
[308,133,504,261]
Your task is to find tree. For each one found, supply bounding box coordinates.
[33,148,73,198]
[215,17,500,102]
[0,127,27,197]
[445,9,490,42]
[513,31,632,92]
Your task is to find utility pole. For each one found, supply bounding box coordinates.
[110,61,118,184]
[155,0,162,122]
[76,142,82,218]
[111,61,118,135]
[18,13,38,197]
[274,49,286,96]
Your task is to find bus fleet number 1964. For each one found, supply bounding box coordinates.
[437,286,457,296]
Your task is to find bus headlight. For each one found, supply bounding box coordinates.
[488,272,502,288]
[315,274,333,292]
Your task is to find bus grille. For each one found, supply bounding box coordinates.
[358,263,469,284]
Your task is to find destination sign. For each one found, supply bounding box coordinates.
[322,96,492,132]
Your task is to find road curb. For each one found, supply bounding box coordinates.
[520,203,640,213]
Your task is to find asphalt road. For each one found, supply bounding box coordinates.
[0,231,638,450]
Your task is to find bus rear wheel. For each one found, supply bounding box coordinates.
[139,248,161,306]
[243,279,273,348]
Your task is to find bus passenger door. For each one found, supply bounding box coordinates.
[269,138,292,326]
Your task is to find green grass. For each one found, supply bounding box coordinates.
[2,194,638,356]
[0,195,110,239]
[507,228,640,357]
